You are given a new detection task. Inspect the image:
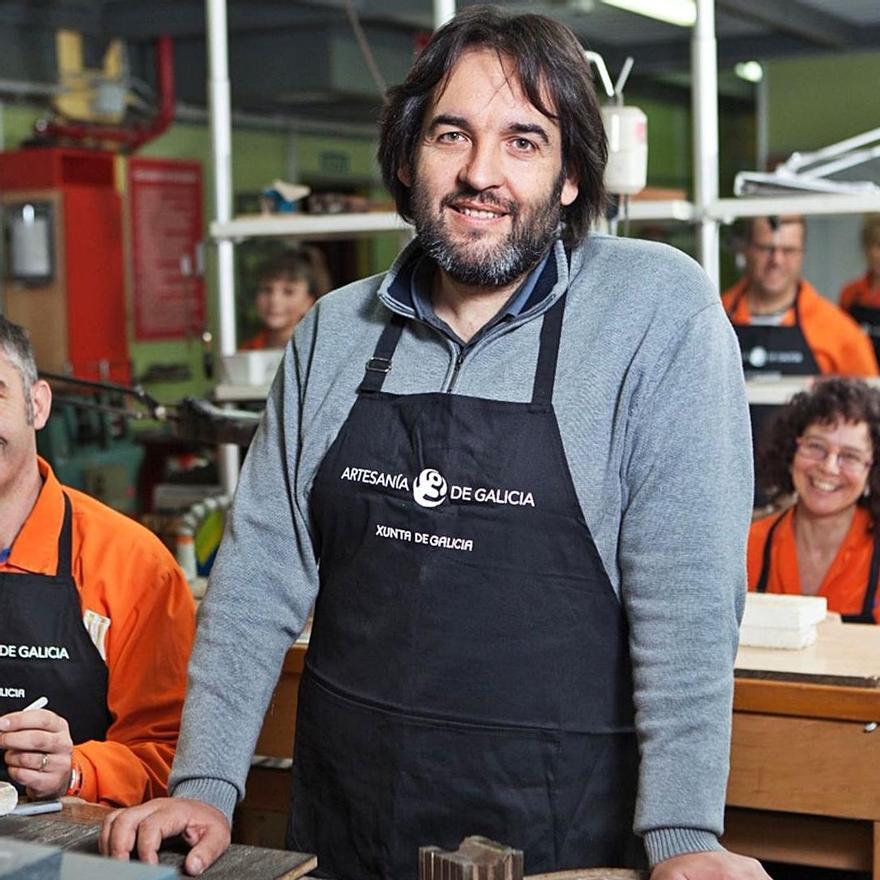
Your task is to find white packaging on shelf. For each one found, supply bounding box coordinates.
[220,350,284,386]
[739,622,819,650]
[741,593,827,629]
[739,593,828,650]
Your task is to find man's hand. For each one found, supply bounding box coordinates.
[0,707,73,799]
[652,851,772,879]
[99,798,231,877]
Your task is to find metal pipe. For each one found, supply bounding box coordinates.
[433,0,455,28]
[175,101,378,138]
[206,0,240,492]
[692,0,719,288]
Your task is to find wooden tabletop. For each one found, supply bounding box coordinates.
[0,801,316,879]
[735,618,880,688]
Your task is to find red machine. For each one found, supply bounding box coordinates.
[0,147,129,383]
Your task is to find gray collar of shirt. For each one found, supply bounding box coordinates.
[409,251,552,348]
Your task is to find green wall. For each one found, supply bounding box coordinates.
[764,50,880,300]
[766,50,880,157]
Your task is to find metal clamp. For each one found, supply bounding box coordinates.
[365,357,392,373]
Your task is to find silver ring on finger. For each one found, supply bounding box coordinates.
[39,752,49,772]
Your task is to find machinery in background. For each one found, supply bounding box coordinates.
[586,51,648,236]
[0,148,129,383]
[38,372,260,516]
[735,127,880,196]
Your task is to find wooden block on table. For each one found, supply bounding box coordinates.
[420,836,524,880]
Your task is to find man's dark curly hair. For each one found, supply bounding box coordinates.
[757,378,880,523]
[377,5,607,248]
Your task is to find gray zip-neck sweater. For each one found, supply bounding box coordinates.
[172,234,753,868]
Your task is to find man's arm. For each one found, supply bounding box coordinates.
[74,562,196,805]
[170,337,320,820]
[617,302,753,865]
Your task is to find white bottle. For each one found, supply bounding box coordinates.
[602,105,648,196]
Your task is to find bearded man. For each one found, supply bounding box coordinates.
[102,7,766,880]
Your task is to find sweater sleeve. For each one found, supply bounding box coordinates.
[75,560,195,806]
[618,302,753,864]
[170,339,319,821]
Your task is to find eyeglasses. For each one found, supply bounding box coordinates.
[750,244,803,259]
[795,437,873,473]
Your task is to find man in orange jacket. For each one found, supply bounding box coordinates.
[722,215,878,378]
[0,315,195,807]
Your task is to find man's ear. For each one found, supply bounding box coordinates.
[398,163,412,188]
[561,174,579,207]
[31,379,52,431]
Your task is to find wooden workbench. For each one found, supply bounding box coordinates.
[723,619,880,877]
[246,622,880,875]
[0,801,316,879]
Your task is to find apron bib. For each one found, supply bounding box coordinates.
[728,286,819,507]
[291,294,644,879]
[757,511,879,624]
[0,494,111,786]
[845,303,880,365]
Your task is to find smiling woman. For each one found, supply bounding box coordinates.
[748,377,880,622]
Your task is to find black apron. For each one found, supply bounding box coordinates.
[0,494,112,786]
[727,285,820,507]
[845,303,880,365]
[756,510,880,623]
[291,294,645,879]
[727,283,819,380]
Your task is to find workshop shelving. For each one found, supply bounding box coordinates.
[205,0,880,493]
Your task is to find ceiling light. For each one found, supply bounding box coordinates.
[735,61,764,83]
[601,0,696,27]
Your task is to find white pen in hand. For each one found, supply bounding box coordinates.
[22,696,48,712]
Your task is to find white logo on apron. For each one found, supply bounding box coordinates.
[413,469,448,508]
[748,346,768,368]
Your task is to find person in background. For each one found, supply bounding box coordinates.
[239,247,331,350]
[839,213,880,363]
[0,315,196,805]
[749,378,880,624]
[722,215,879,378]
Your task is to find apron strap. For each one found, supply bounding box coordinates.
[358,313,407,394]
[755,510,788,593]
[842,529,880,624]
[531,293,567,407]
[792,282,804,324]
[56,493,74,580]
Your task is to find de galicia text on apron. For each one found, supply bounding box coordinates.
[0,644,71,660]
[344,465,538,554]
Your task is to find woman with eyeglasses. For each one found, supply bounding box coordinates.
[748,377,880,623]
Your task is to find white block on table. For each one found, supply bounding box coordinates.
[739,622,819,650]
[741,593,827,629]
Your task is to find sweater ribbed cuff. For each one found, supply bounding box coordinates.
[642,828,722,867]
[170,778,239,827]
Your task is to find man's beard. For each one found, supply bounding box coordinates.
[411,174,565,288]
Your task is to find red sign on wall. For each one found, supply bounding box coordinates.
[129,157,205,340]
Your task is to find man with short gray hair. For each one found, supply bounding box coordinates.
[0,315,195,808]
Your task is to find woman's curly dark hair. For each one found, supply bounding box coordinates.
[757,378,880,523]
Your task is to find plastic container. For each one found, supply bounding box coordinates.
[220,350,284,386]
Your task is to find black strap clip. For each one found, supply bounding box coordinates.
[365,356,392,374]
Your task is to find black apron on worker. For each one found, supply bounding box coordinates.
[0,494,111,786]
[845,303,880,364]
[756,511,879,623]
[727,285,820,507]
[290,293,644,880]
